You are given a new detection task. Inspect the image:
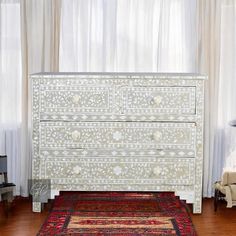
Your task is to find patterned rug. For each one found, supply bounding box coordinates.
[38,192,196,235]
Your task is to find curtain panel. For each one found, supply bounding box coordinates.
[59,0,197,72]
[0,0,61,196]
[0,0,22,195]
[197,0,236,197]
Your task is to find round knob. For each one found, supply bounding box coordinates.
[72,130,80,141]
[72,94,80,104]
[153,166,161,176]
[153,131,162,141]
[153,95,162,106]
[73,165,81,174]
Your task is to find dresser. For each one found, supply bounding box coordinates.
[31,73,206,213]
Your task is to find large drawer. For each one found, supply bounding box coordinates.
[40,122,196,152]
[40,157,195,186]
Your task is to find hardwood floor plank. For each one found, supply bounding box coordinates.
[191,198,236,236]
[0,198,49,236]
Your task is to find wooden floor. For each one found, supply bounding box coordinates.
[0,197,236,236]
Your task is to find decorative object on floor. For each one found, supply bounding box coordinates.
[31,73,206,213]
[214,172,236,211]
[38,191,196,236]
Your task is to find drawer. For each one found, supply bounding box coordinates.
[40,86,114,115]
[121,86,196,115]
[40,122,196,153]
[41,158,195,186]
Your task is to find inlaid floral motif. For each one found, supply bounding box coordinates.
[44,158,194,185]
[40,122,196,151]
[123,86,195,115]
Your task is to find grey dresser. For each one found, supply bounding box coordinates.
[31,73,206,213]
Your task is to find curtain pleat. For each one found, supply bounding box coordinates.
[0,0,22,195]
[59,0,196,73]
[198,0,236,197]
[0,0,61,196]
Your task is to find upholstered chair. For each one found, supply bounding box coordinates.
[214,172,236,211]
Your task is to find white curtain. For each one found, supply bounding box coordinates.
[19,0,61,196]
[0,0,22,194]
[198,0,236,197]
[218,1,236,170]
[60,0,197,72]
[0,0,61,196]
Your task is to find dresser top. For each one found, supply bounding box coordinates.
[30,72,206,80]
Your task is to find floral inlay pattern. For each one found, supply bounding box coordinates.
[40,122,196,151]
[73,165,82,175]
[112,131,123,141]
[44,158,194,185]
[123,86,196,115]
[40,87,112,114]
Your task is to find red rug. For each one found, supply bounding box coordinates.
[38,192,196,235]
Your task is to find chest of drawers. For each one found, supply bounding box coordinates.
[31,73,205,213]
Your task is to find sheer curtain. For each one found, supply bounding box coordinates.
[0,0,22,195]
[59,0,197,72]
[198,0,236,197]
[19,0,61,196]
[220,1,236,172]
[0,0,61,196]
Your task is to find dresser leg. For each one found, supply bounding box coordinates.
[193,200,202,214]
[32,201,43,212]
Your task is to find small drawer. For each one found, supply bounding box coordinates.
[40,122,196,154]
[121,86,196,115]
[40,86,114,115]
[41,158,195,186]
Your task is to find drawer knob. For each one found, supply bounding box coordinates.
[153,95,163,106]
[73,165,81,174]
[72,94,80,104]
[72,130,80,141]
[153,131,162,141]
[153,166,162,176]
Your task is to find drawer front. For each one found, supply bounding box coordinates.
[122,86,196,115]
[40,86,114,115]
[40,122,196,152]
[41,158,194,186]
